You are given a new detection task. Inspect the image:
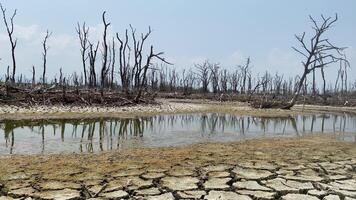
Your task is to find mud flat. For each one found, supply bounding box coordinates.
[0,135,355,199]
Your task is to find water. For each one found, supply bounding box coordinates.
[0,113,355,155]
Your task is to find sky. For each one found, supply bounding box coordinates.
[0,0,355,85]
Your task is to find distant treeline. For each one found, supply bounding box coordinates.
[0,2,353,107]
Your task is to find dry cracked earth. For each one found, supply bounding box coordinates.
[0,136,355,200]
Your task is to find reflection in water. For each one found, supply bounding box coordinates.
[0,113,355,155]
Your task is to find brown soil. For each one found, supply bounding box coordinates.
[0,135,355,199]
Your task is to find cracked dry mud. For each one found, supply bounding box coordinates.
[0,135,355,200]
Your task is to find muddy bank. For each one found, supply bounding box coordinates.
[0,135,355,199]
[0,98,355,120]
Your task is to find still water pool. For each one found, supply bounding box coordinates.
[0,113,355,155]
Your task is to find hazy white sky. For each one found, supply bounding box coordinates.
[0,0,355,84]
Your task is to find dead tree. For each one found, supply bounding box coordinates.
[335,56,350,95]
[249,77,262,98]
[107,41,112,86]
[149,67,158,91]
[312,68,316,97]
[182,69,195,95]
[73,72,79,95]
[159,65,168,91]
[335,63,341,93]
[31,65,35,87]
[88,41,99,87]
[132,27,171,102]
[0,3,17,83]
[340,64,345,94]
[168,68,178,91]
[273,73,283,95]
[110,37,116,88]
[116,29,130,95]
[59,67,63,86]
[5,65,10,82]
[62,77,67,100]
[320,65,327,99]
[195,60,210,93]
[247,74,252,94]
[239,57,251,94]
[220,69,228,93]
[343,58,349,94]
[229,70,240,93]
[17,74,22,84]
[116,25,170,102]
[76,22,89,85]
[42,30,52,84]
[209,63,220,93]
[261,71,271,94]
[284,14,347,109]
[131,25,152,93]
[100,11,111,96]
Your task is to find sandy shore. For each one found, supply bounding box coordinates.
[0,98,355,120]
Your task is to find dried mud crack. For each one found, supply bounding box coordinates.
[0,135,355,199]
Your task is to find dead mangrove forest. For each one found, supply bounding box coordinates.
[0,3,354,108]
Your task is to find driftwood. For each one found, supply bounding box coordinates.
[0,84,155,107]
[250,101,292,109]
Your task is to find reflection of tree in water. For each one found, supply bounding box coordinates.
[1,113,356,154]
[0,118,150,154]
[310,115,316,133]
[197,114,300,136]
[2,121,15,154]
[333,115,338,132]
[251,116,299,136]
[130,113,354,139]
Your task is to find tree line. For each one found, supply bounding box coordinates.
[0,2,353,108]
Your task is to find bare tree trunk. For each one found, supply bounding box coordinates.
[100,11,111,97]
[312,68,316,97]
[110,37,116,88]
[59,67,63,86]
[5,65,9,82]
[116,30,130,96]
[285,70,308,109]
[1,4,17,83]
[88,41,99,88]
[195,60,210,94]
[320,67,326,101]
[340,68,344,94]
[42,30,52,84]
[210,63,220,94]
[240,57,250,94]
[62,77,66,101]
[76,22,89,85]
[5,66,10,96]
[343,58,349,95]
[32,65,36,87]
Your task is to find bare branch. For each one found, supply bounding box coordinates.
[1,3,17,82]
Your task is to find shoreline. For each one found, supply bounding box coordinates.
[0,98,355,120]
